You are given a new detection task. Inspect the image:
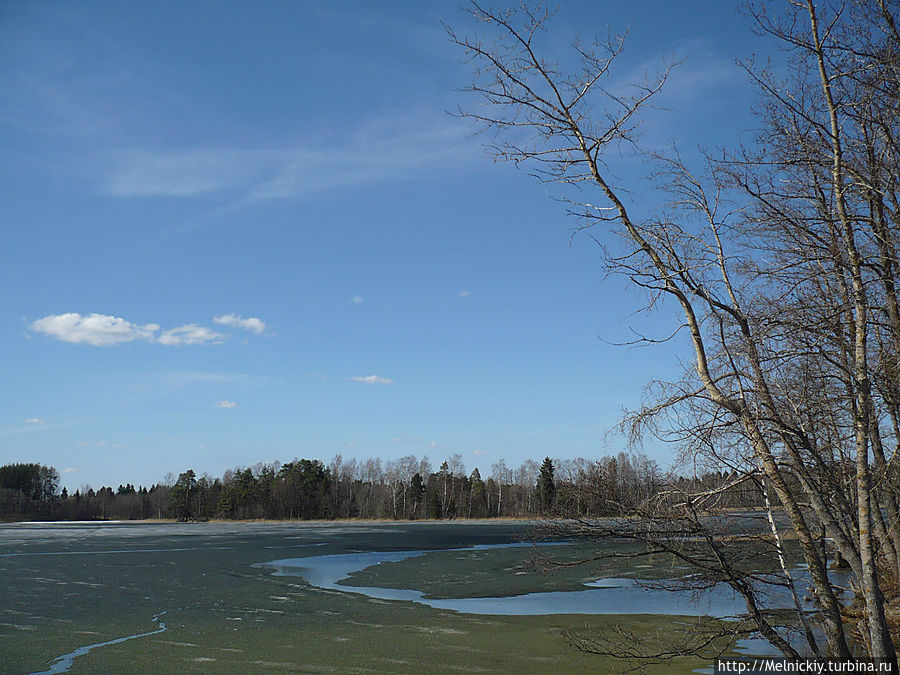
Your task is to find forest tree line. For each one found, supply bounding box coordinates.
[0,452,765,522]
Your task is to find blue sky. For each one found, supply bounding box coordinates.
[1,1,770,490]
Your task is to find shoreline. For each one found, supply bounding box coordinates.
[1,516,542,526]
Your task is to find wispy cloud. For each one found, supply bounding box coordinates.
[158,324,226,346]
[105,149,264,197]
[214,313,266,334]
[458,290,471,297]
[158,371,267,390]
[214,400,237,409]
[352,295,364,304]
[3,3,478,218]
[25,418,44,424]
[101,121,473,202]
[63,467,78,474]
[0,420,79,438]
[346,375,394,385]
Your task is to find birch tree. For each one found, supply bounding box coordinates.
[451,0,900,662]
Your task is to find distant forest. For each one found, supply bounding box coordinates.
[0,453,764,522]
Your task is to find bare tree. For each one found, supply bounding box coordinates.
[491,458,512,516]
[451,0,900,663]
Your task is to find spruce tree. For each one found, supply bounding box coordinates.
[537,457,555,514]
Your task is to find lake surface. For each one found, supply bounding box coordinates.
[0,520,813,674]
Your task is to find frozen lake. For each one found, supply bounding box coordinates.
[0,520,801,674]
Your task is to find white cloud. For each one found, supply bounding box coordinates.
[472,449,486,456]
[29,313,237,347]
[63,467,77,474]
[346,375,394,385]
[157,324,226,346]
[30,313,159,346]
[352,295,364,304]
[215,400,237,408]
[213,313,266,334]
[458,290,471,297]
[25,418,44,424]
